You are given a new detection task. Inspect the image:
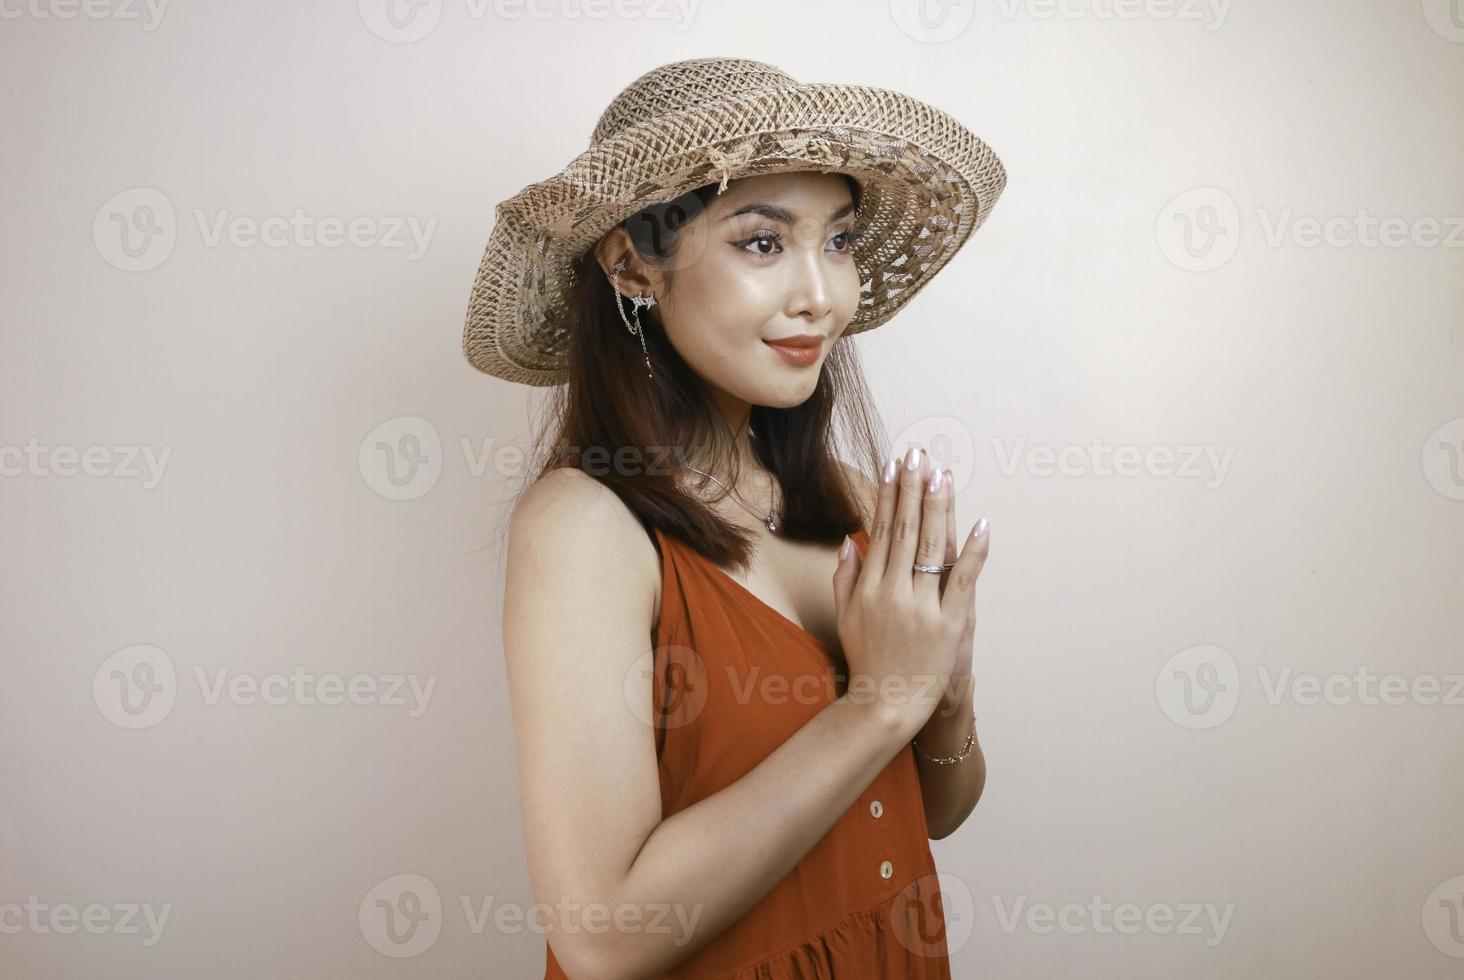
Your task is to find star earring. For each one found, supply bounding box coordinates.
[610,259,655,380]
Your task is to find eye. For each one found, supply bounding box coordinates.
[734,226,860,257]
[736,230,782,256]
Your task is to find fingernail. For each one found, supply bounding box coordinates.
[882,458,898,484]
[904,446,921,470]
[840,535,851,559]
[927,467,943,493]
[971,517,989,539]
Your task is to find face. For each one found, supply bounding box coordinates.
[629,171,862,411]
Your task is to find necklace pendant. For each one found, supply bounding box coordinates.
[766,517,777,533]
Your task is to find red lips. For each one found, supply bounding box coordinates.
[762,334,824,348]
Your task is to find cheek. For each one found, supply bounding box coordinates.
[661,250,864,352]
[666,263,779,348]
[834,264,862,315]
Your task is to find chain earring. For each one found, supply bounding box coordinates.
[609,260,655,381]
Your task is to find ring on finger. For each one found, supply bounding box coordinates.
[911,560,957,573]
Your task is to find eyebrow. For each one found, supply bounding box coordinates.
[722,201,858,225]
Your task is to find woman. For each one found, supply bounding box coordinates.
[466,58,1005,978]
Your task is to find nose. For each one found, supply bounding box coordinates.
[784,236,834,325]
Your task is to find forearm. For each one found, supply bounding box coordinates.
[912,677,986,840]
[580,695,923,980]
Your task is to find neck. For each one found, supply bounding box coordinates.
[678,387,768,494]
[682,384,749,462]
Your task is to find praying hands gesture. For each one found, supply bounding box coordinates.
[833,445,990,731]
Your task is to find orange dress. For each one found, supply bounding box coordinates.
[543,519,951,979]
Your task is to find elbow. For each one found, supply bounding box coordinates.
[549,938,616,980]
[927,791,985,841]
[548,927,644,980]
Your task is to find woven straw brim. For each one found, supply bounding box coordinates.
[463,82,1007,386]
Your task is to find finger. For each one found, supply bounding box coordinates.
[940,469,955,593]
[832,533,862,622]
[940,517,990,623]
[861,456,901,588]
[914,463,949,607]
[888,444,928,592]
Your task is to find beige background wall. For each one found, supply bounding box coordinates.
[2,1,1461,977]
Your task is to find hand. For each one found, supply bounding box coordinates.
[901,453,986,715]
[929,460,984,714]
[832,444,990,735]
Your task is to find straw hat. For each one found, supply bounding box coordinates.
[462,57,1007,386]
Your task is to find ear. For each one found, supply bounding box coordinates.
[592,228,653,302]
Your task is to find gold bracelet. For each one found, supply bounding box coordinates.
[912,711,977,766]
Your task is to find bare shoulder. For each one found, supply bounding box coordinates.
[501,466,666,975]
[508,467,660,617]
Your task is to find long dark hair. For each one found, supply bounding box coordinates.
[506,174,888,570]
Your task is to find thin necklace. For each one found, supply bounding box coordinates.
[682,466,780,533]
[680,427,780,533]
